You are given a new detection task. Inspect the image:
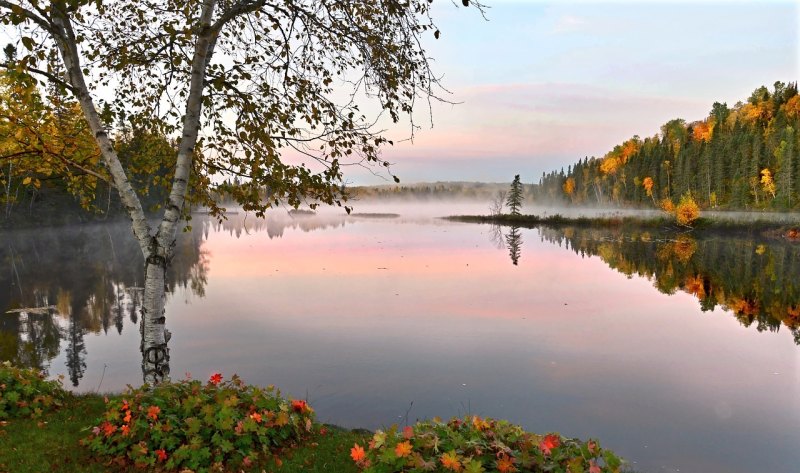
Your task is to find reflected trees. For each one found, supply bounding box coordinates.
[539,227,800,344]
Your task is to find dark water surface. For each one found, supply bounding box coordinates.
[2,205,799,473]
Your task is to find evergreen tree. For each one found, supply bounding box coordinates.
[506,175,523,215]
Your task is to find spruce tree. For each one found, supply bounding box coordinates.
[506,175,523,215]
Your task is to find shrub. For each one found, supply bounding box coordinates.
[675,193,700,226]
[84,373,315,472]
[0,361,66,419]
[350,416,624,473]
[659,198,675,214]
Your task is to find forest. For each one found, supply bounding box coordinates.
[535,81,800,211]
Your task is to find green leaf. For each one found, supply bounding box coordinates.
[20,37,35,51]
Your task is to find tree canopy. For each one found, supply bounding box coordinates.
[535,81,800,211]
[1,0,482,251]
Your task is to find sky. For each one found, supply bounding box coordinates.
[351,0,799,185]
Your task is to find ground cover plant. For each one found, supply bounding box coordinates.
[83,373,316,472]
[0,361,66,419]
[350,416,623,473]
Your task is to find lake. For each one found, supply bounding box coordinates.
[2,203,799,473]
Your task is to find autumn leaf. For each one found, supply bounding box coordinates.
[539,434,560,456]
[209,373,223,386]
[147,405,160,420]
[497,454,517,473]
[350,443,366,463]
[395,440,413,458]
[441,450,462,471]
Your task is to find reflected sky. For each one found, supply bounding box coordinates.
[2,208,799,473]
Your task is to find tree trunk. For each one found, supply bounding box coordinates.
[140,256,171,385]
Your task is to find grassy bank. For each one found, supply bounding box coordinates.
[444,213,800,238]
[0,393,365,473]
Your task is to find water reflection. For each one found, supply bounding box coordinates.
[0,222,207,384]
[0,211,354,384]
[494,225,800,344]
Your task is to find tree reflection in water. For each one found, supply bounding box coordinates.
[495,225,800,344]
[0,211,351,385]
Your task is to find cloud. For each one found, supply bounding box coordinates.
[551,14,588,34]
[384,82,707,161]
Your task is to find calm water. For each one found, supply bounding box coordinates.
[2,204,799,473]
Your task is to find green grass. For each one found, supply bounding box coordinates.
[0,394,367,473]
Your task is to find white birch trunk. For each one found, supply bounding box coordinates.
[140,261,170,384]
[44,1,218,385]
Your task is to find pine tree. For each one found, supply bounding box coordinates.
[506,175,523,215]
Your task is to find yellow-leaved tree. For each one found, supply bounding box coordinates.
[675,193,700,226]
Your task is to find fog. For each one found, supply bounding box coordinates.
[211,196,800,226]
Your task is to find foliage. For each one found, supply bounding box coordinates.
[674,193,700,226]
[659,198,674,214]
[506,175,524,216]
[83,373,315,472]
[534,81,800,210]
[0,1,482,224]
[0,60,102,215]
[1,393,365,473]
[0,361,66,419]
[350,416,623,473]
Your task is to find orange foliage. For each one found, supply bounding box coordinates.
[660,198,674,213]
[684,275,706,299]
[692,121,712,142]
[497,454,517,473]
[599,155,621,175]
[350,444,366,462]
[562,177,575,196]
[675,194,700,226]
[782,95,800,119]
[395,441,412,458]
[642,177,654,197]
[740,102,772,123]
[730,297,759,317]
[619,139,640,162]
[672,236,697,263]
[440,451,462,471]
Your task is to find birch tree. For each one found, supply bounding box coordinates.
[0,0,481,384]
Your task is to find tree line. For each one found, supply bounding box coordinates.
[535,81,800,211]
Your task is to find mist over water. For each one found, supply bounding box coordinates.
[2,201,799,473]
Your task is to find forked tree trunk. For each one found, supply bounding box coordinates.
[45,1,217,386]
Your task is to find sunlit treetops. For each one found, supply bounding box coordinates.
[536,81,799,211]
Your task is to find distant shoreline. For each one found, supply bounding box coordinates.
[444,214,800,239]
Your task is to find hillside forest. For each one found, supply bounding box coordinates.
[535,81,800,211]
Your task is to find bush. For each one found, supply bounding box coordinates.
[0,361,66,419]
[675,193,700,226]
[659,198,675,214]
[350,416,623,473]
[83,373,315,472]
